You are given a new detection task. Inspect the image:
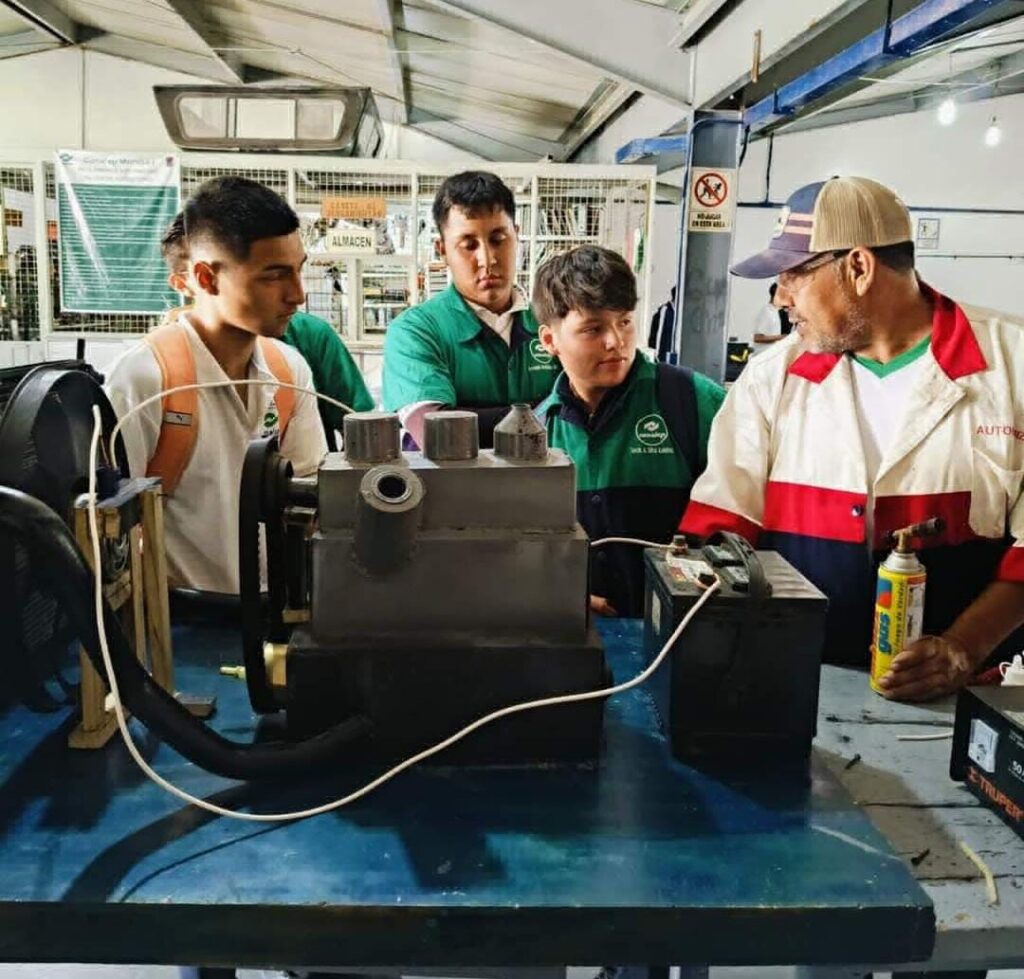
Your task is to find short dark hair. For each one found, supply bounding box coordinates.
[183,175,298,261]
[160,211,188,274]
[432,171,516,232]
[871,240,915,273]
[532,245,637,324]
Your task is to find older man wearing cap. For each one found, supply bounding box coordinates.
[680,175,1024,702]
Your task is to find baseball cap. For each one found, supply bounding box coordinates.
[730,176,913,279]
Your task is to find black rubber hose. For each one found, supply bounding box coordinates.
[0,485,372,782]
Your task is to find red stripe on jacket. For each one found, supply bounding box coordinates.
[873,492,977,549]
[759,484,990,549]
[679,500,760,544]
[762,482,867,543]
[997,547,1024,582]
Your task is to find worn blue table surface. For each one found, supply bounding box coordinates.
[0,619,934,969]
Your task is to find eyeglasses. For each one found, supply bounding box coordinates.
[782,250,850,280]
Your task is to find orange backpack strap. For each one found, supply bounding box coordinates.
[144,322,199,497]
[257,337,296,440]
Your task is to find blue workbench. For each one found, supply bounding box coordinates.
[0,620,935,971]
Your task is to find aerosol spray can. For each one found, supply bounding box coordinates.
[870,518,943,694]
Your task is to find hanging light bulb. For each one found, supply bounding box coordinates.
[936,97,957,126]
[984,117,1002,148]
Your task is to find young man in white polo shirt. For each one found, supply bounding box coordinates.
[106,176,326,594]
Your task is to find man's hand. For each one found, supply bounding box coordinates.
[876,634,972,701]
[590,595,618,617]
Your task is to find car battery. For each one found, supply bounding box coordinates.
[950,685,1024,841]
[643,533,828,766]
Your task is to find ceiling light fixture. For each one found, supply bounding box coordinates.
[937,97,957,126]
[984,117,1002,148]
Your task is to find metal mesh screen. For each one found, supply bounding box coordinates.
[415,173,448,303]
[295,170,414,342]
[303,254,350,335]
[0,168,39,341]
[506,173,533,298]
[181,165,289,201]
[360,258,412,338]
[24,161,652,340]
[535,175,650,277]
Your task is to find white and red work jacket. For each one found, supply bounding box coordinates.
[681,288,1024,665]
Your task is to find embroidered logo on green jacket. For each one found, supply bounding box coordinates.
[544,357,689,492]
[634,413,671,451]
[528,338,553,368]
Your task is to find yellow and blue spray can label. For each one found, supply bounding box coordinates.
[870,561,926,693]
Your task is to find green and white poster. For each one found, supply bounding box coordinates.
[55,150,180,313]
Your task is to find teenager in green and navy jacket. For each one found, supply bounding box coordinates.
[534,246,725,619]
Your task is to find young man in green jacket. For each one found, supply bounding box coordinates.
[161,211,374,445]
[382,171,560,448]
[534,246,725,618]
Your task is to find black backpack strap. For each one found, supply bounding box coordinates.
[655,361,700,479]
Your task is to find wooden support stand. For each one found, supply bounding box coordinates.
[69,479,176,749]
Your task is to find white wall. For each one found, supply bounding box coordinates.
[727,92,1024,340]
[649,201,682,311]
[394,125,485,164]
[0,48,197,155]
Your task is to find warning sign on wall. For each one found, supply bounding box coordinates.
[688,166,737,234]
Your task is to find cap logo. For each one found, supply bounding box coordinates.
[772,206,790,239]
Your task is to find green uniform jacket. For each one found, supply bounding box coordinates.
[382,285,561,444]
[537,354,725,617]
[284,312,374,437]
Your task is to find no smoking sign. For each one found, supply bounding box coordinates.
[688,166,737,233]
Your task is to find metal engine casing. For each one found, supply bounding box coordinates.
[312,450,588,643]
[284,411,607,764]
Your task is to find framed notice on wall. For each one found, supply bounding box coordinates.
[54,150,181,313]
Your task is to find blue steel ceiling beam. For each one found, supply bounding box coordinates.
[744,0,1008,133]
[615,135,690,171]
[776,45,1024,134]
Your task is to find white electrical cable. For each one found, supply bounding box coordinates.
[106,378,354,467]
[590,537,671,549]
[88,385,719,822]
